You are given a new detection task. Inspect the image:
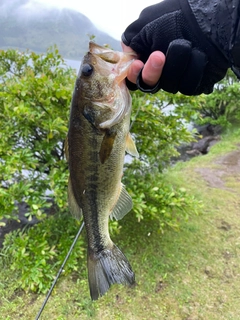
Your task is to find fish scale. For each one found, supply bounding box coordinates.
[66,42,138,300]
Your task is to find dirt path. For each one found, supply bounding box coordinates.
[196,147,240,190]
[183,147,240,319]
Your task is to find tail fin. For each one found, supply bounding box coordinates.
[87,243,135,300]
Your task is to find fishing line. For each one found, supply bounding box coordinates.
[35,221,85,320]
[130,100,142,130]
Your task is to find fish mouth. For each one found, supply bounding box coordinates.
[89,42,119,63]
[89,41,136,65]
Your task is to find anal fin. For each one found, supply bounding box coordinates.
[110,184,132,221]
[68,177,83,219]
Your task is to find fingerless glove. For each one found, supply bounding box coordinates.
[122,0,239,95]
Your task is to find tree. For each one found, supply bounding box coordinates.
[0,47,200,293]
[181,70,240,129]
[0,47,76,222]
[124,90,200,226]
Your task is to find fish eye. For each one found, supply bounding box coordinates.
[81,64,94,77]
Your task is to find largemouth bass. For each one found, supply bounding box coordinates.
[66,42,138,300]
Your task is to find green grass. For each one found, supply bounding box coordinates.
[1,128,240,319]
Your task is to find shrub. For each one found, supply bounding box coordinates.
[1,213,85,293]
[182,70,240,130]
[0,46,76,221]
[0,48,201,293]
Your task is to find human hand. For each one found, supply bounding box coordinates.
[121,43,165,89]
[122,0,230,95]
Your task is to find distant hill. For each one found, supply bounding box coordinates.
[0,0,121,60]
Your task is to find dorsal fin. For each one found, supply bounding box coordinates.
[126,133,139,157]
[110,184,132,221]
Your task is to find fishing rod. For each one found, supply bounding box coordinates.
[35,221,85,320]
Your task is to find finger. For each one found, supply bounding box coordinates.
[121,42,136,54]
[127,60,144,84]
[180,48,207,95]
[122,43,166,87]
[141,51,165,87]
[121,42,143,84]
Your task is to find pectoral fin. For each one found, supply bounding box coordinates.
[126,133,139,158]
[68,177,83,219]
[110,184,132,221]
[99,130,117,164]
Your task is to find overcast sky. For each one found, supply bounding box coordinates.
[36,0,160,40]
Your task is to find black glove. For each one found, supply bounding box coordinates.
[122,0,230,95]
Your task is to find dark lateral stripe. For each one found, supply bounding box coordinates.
[84,189,106,254]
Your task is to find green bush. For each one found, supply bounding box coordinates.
[1,213,85,293]
[125,169,201,232]
[129,91,197,172]
[123,91,201,231]
[0,46,76,221]
[182,70,240,130]
[0,48,201,293]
